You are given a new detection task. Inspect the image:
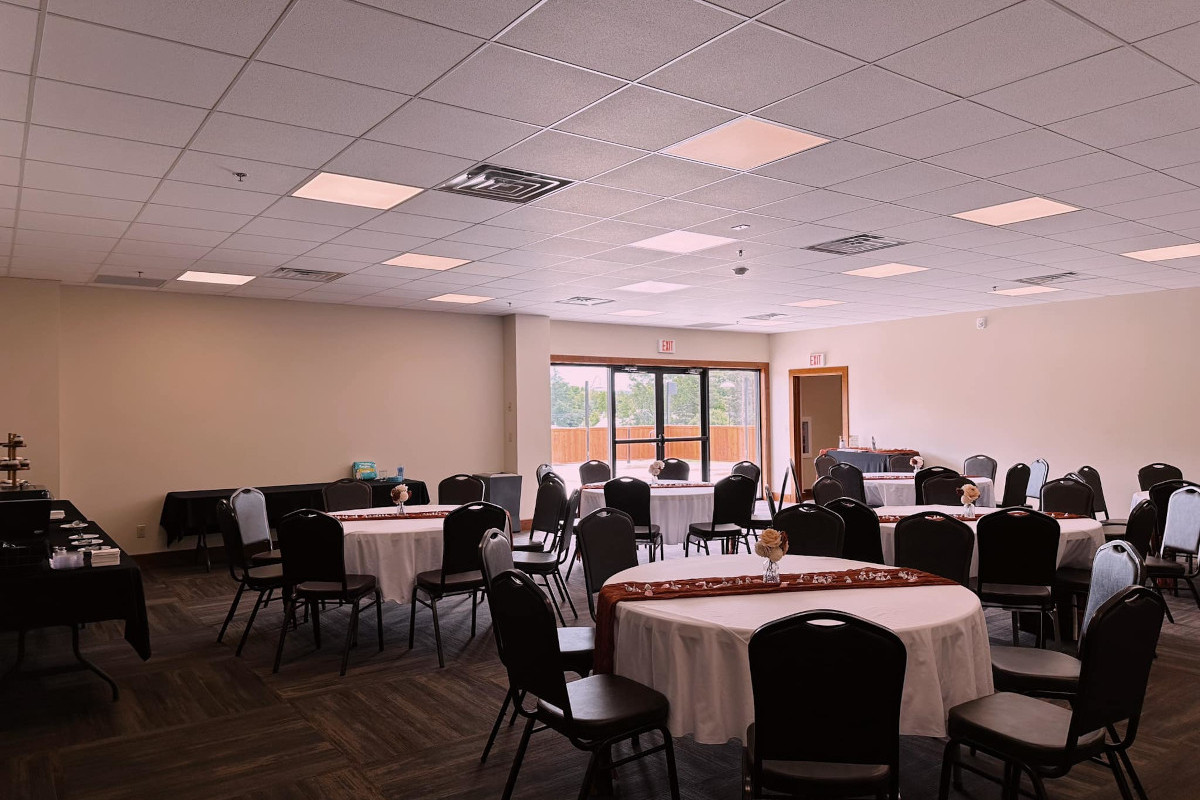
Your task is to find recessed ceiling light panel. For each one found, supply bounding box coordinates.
[952,197,1077,226]
[843,263,928,278]
[630,230,736,253]
[787,298,844,307]
[664,118,828,170]
[436,164,572,203]
[429,293,492,304]
[616,281,689,294]
[177,270,255,285]
[990,285,1062,296]
[1122,243,1200,261]
[292,172,422,210]
[384,253,470,270]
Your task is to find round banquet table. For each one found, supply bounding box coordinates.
[605,553,993,743]
[863,473,995,507]
[336,505,462,604]
[579,481,714,546]
[876,505,1105,578]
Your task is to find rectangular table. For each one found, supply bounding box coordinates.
[826,449,918,473]
[864,473,995,507]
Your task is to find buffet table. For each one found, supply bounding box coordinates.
[579,481,714,546]
[824,449,918,473]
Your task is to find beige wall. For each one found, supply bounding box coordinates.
[503,314,552,516]
[0,278,61,496]
[549,320,769,363]
[797,374,843,488]
[769,289,1200,511]
[56,287,505,553]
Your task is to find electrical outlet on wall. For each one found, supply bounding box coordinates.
[976,316,987,330]
[136,524,146,538]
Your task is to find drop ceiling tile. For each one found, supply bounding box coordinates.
[519,237,612,257]
[830,162,973,202]
[262,196,384,227]
[591,155,732,196]
[1002,208,1124,235]
[1096,190,1200,221]
[166,151,311,195]
[555,85,737,152]
[1049,86,1200,149]
[1138,209,1200,233]
[359,211,472,238]
[848,101,1031,160]
[18,194,154,223]
[0,120,24,157]
[0,155,18,186]
[38,16,243,107]
[0,71,28,123]
[219,233,318,255]
[443,224,548,248]
[1091,232,1195,254]
[751,190,876,222]
[258,0,481,93]
[568,219,673,245]
[123,222,230,247]
[1053,0,1200,41]
[493,131,643,182]
[413,240,507,261]
[759,66,953,139]
[327,141,473,189]
[898,180,1032,215]
[993,153,1148,194]
[972,48,1188,126]
[47,0,289,57]
[292,242,399,264]
[0,4,37,74]
[489,206,599,234]
[926,129,1095,179]
[926,227,1028,249]
[499,0,737,80]
[219,62,408,137]
[191,113,353,169]
[24,126,180,178]
[486,249,572,268]
[1047,221,1162,245]
[968,236,1067,257]
[644,23,860,113]
[31,79,206,147]
[453,261,532,278]
[425,45,622,127]
[1112,128,1200,171]
[752,223,857,248]
[22,161,160,201]
[533,183,657,217]
[589,247,674,266]
[327,229,433,252]
[686,213,797,238]
[674,175,805,212]
[813,204,934,232]
[1051,172,1193,208]
[356,0,539,39]
[112,238,212,259]
[761,0,1013,62]
[1138,22,1200,82]
[754,141,906,187]
[135,205,256,233]
[151,180,279,215]
[367,99,538,161]
[399,191,528,223]
[17,211,130,238]
[615,199,732,228]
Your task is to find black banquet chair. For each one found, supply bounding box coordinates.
[535,463,554,484]
[513,490,579,624]
[685,473,756,556]
[576,507,639,621]
[814,453,837,478]
[1148,478,1200,542]
[215,499,287,656]
[1000,463,1031,508]
[893,512,974,587]
[745,610,906,800]
[825,497,884,564]
[923,475,977,507]
[273,509,383,677]
[438,473,486,506]
[914,466,960,505]
[963,454,998,482]
[1156,485,1200,608]
[321,478,372,512]
[888,453,914,472]
[659,457,690,481]
[490,569,680,800]
[976,508,1061,648]
[1138,462,1183,491]
[409,501,507,668]
[1040,477,1094,518]
[511,477,565,553]
[603,476,663,561]
[1077,465,1119,525]
[731,460,761,485]
[771,503,844,558]
[811,475,844,506]
[578,459,611,485]
[828,462,867,504]
[1027,458,1049,504]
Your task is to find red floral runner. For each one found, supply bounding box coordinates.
[876,510,1088,524]
[819,448,918,456]
[582,482,714,490]
[330,509,451,521]
[594,566,955,674]
[865,475,988,481]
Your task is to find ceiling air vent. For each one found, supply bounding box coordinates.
[94,274,166,288]
[436,164,572,204]
[265,267,346,283]
[804,233,907,255]
[557,296,613,306]
[1016,271,1083,286]
[686,322,726,329]
[743,312,787,321]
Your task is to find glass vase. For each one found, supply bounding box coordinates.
[763,558,780,585]
[961,503,975,520]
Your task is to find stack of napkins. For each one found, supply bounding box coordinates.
[89,547,121,567]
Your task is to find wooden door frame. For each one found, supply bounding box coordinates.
[788,367,849,495]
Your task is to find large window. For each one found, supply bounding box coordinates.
[550,363,763,490]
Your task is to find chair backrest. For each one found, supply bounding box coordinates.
[811,476,844,506]
[1121,499,1158,558]
[828,462,865,503]
[1040,477,1095,518]
[276,509,347,588]
[529,478,567,537]
[578,459,611,485]
[660,457,690,481]
[893,512,974,586]
[976,508,1061,588]
[479,527,514,591]
[438,473,485,505]
[762,484,779,520]
[577,507,638,621]
[535,463,554,484]
[215,499,250,579]
[1148,479,1200,540]
[1076,465,1108,518]
[787,459,800,503]
[603,476,652,528]
[963,454,997,481]
[731,461,761,485]
[771,503,844,558]
[562,487,581,533]
[712,473,757,527]
[748,611,905,786]
[888,453,914,472]
[1138,462,1183,492]
[321,478,372,513]
[439,501,508,583]
[1081,541,1145,638]
[813,453,836,479]
[488,569,569,714]
[554,489,580,565]
[923,475,976,506]
[825,497,884,564]
[229,487,271,549]
[1070,587,1165,754]
[1000,463,1030,507]
[914,466,959,504]
[1027,458,1049,500]
[1162,486,1200,557]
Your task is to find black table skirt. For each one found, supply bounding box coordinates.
[827,450,916,473]
[159,479,430,545]
[0,500,151,660]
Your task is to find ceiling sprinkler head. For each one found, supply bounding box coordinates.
[732,265,749,276]
[233,172,247,182]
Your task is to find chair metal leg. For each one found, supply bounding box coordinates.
[938,740,957,800]
[217,582,246,643]
[565,549,579,581]
[481,689,512,764]
[471,589,478,638]
[1107,751,1136,800]
[408,590,419,647]
[1109,731,1149,800]
[684,536,690,557]
[1149,581,1175,623]
[1011,611,1020,646]
[502,715,536,800]
[340,599,360,676]
[273,599,296,673]
[577,749,603,800]
[235,588,268,656]
[430,596,444,668]
[662,728,681,800]
[375,589,384,653]
[1186,576,1200,609]
[543,575,566,625]
[703,538,710,555]
[554,570,578,619]
[311,600,322,649]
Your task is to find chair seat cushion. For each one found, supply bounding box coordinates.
[633,524,661,540]
[990,645,1081,694]
[1146,555,1186,576]
[747,518,772,531]
[948,692,1105,766]
[415,569,485,594]
[980,583,1053,606]
[1100,518,1127,528]
[512,551,559,571]
[296,573,376,598]
[537,673,668,741]
[689,522,744,537]
[745,724,890,794]
[245,562,285,587]
[248,550,282,566]
[511,533,551,553]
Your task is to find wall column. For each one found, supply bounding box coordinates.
[502,314,551,517]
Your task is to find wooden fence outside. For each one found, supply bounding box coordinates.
[551,425,758,463]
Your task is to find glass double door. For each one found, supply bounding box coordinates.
[611,368,709,482]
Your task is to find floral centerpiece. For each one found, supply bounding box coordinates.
[910,455,924,471]
[390,483,411,513]
[958,483,981,519]
[648,459,665,482]
[754,527,789,584]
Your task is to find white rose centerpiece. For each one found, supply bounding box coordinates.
[754,527,789,584]
[958,483,981,519]
[391,483,411,513]
[910,455,924,470]
[649,460,665,482]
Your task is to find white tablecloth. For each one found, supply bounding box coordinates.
[337,505,460,604]
[606,553,993,743]
[580,482,714,545]
[877,505,1105,578]
[1131,491,1149,512]
[863,474,995,507]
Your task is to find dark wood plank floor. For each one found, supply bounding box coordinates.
[3,547,1198,800]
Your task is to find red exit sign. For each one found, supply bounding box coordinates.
[659,339,676,354]
[809,353,826,367]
